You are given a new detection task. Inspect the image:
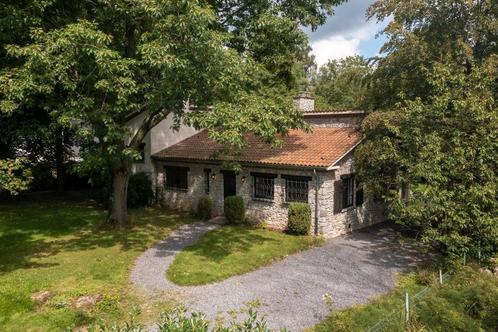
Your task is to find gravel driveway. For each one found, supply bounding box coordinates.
[130,222,425,331]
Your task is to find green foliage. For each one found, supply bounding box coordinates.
[0,158,32,195]
[314,266,498,332]
[312,56,372,110]
[1,0,344,223]
[167,225,322,285]
[357,62,498,258]
[127,173,154,209]
[356,0,498,258]
[366,0,498,108]
[0,194,196,331]
[287,203,311,235]
[415,267,498,331]
[197,196,213,221]
[90,306,281,332]
[223,196,245,224]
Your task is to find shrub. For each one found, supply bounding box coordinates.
[127,173,154,208]
[197,196,213,220]
[88,306,277,332]
[224,196,245,224]
[287,202,311,235]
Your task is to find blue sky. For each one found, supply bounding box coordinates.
[303,0,390,67]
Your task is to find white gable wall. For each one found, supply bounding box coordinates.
[126,112,199,174]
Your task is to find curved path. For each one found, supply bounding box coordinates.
[130,222,425,331]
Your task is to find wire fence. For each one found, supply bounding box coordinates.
[365,248,492,332]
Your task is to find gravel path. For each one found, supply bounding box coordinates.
[130,222,425,331]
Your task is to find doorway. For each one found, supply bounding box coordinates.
[222,171,237,198]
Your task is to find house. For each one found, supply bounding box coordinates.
[132,92,384,237]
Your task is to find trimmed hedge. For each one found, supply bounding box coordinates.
[287,202,311,235]
[224,196,245,224]
[197,196,213,220]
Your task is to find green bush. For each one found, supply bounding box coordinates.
[89,306,277,332]
[224,196,245,224]
[127,172,154,208]
[197,196,213,220]
[287,202,311,235]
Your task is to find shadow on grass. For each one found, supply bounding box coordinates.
[0,194,193,274]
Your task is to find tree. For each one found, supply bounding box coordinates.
[0,0,83,193]
[312,56,372,110]
[0,158,32,195]
[0,0,344,226]
[356,0,498,257]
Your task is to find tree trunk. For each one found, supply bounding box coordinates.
[55,127,65,193]
[110,165,131,227]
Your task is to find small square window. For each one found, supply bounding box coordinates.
[283,175,310,203]
[164,166,188,190]
[253,175,275,200]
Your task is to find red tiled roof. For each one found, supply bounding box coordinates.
[152,128,362,168]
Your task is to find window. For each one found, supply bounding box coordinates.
[283,175,310,203]
[164,166,188,190]
[356,179,364,206]
[204,169,211,194]
[400,183,410,202]
[251,173,276,200]
[136,143,146,163]
[342,175,355,208]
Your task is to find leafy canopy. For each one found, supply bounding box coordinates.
[312,55,372,110]
[356,0,498,257]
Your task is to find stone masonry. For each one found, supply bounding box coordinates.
[155,151,383,238]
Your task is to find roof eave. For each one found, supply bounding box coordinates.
[151,156,331,171]
[326,137,364,169]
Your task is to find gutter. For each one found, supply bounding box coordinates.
[313,169,319,236]
[150,156,332,171]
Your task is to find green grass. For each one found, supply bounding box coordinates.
[167,225,323,286]
[0,193,195,331]
[313,265,498,332]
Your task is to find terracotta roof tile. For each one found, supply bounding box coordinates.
[152,128,362,168]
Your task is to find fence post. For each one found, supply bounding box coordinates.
[478,242,481,264]
[405,292,410,322]
[439,269,443,284]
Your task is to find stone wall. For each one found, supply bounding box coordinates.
[154,155,384,238]
[304,114,363,128]
[318,152,385,237]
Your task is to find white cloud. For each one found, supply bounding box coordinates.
[310,36,360,68]
[309,20,381,68]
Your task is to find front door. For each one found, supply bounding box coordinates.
[223,171,237,198]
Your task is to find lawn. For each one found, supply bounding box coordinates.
[0,193,195,331]
[167,225,323,286]
[313,265,498,332]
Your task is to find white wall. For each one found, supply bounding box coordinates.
[126,112,199,174]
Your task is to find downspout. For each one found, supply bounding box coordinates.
[313,169,319,236]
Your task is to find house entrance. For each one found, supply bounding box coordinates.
[222,171,237,198]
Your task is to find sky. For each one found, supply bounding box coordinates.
[304,0,390,68]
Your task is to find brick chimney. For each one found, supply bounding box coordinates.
[293,91,315,112]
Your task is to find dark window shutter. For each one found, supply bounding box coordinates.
[334,179,343,214]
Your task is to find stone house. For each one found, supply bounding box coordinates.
[130,93,384,237]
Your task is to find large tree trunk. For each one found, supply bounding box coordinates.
[110,164,131,227]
